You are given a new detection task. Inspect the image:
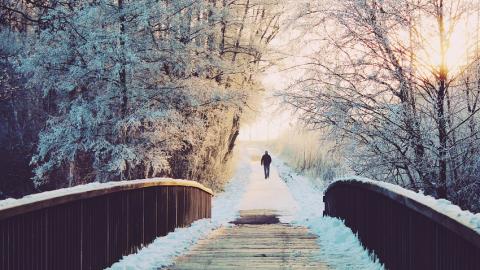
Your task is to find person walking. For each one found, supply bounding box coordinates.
[261,151,272,179]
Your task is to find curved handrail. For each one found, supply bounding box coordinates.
[0,178,213,270]
[324,178,480,269]
[325,179,480,248]
[0,178,213,221]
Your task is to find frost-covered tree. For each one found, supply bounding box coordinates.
[0,0,52,197]
[0,0,285,192]
[282,0,480,211]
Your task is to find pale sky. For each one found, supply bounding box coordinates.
[238,67,296,141]
[238,6,318,142]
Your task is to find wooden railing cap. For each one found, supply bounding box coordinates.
[0,178,213,220]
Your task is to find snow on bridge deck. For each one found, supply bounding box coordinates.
[165,148,327,269]
[167,210,328,269]
[109,146,382,269]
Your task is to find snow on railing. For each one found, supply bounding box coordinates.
[334,177,480,234]
[0,178,213,270]
[0,178,213,219]
[324,177,480,270]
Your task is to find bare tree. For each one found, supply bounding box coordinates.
[282,0,480,210]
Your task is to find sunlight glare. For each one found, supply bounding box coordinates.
[414,10,478,76]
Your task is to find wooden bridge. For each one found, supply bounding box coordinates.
[1,178,480,269]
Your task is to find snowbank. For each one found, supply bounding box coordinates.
[107,153,252,269]
[274,159,384,269]
[334,176,480,234]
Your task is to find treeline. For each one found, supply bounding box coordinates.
[0,0,284,197]
[283,0,480,212]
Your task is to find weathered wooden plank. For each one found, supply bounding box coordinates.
[167,210,329,270]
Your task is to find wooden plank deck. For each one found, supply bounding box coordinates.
[165,210,328,270]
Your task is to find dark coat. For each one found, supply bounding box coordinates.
[261,153,272,166]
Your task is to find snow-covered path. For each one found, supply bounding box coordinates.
[108,146,383,269]
[237,148,383,269]
[237,147,298,222]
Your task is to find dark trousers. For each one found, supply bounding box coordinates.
[263,165,270,179]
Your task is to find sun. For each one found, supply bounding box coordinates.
[413,7,478,77]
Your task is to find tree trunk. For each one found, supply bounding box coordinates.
[118,0,127,118]
[436,0,448,199]
[232,0,250,63]
[220,0,227,56]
